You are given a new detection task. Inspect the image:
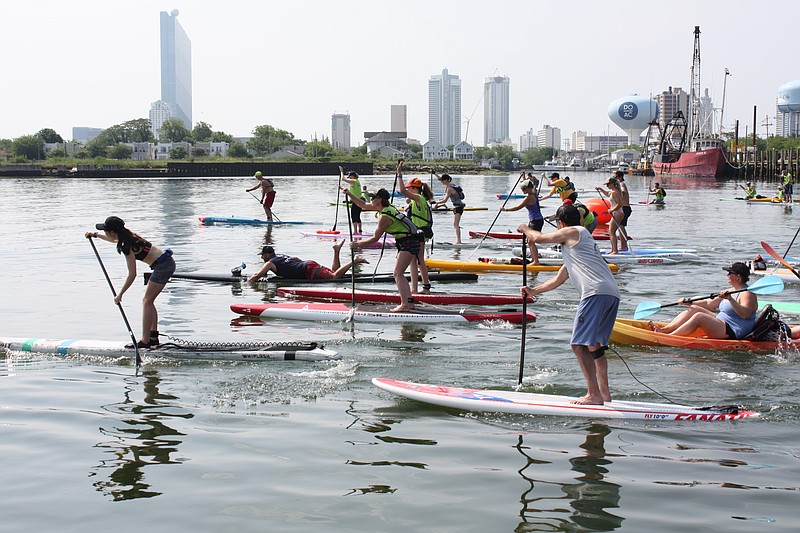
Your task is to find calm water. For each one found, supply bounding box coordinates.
[1,172,799,532]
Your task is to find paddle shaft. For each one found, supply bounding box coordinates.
[332,169,343,231]
[87,237,141,366]
[518,234,527,385]
[248,190,282,222]
[467,172,525,260]
[344,189,356,308]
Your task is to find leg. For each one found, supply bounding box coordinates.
[527,238,540,265]
[331,239,345,271]
[416,245,431,292]
[653,306,713,333]
[453,212,463,244]
[608,217,620,254]
[668,313,729,338]
[409,257,419,293]
[141,280,166,343]
[570,344,606,405]
[391,251,415,312]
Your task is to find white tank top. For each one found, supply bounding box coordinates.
[561,227,620,299]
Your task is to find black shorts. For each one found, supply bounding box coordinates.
[621,205,632,226]
[527,219,544,231]
[452,204,465,215]
[395,234,424,254]
[350,203,362,223]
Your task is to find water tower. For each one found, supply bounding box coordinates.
[608,95,659,145]
[776,80,800,136]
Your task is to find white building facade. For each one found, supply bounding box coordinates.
[331,113,351,150]
[484,75,510,145]
[428,69,461,147]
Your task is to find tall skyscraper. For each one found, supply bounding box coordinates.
[160,10,192,129]
[428,69,461,146]
[655,87,689,130]
[391,105,407,133]
[484,75,510,145]
[331,113,351,149]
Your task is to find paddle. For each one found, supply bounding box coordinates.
[247,190,282,222]
[760,241,800,281]
[518,234,528,386]
[633,275,785,320]
[87,236,141,366]
[467,171,526,260]
[332,166,344,231]
[344,184,357,321]
[371,160,403,279]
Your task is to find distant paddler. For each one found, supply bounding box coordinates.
[246,171,276,221]
[500,173,543,265]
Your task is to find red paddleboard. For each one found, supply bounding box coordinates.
[231,302,535,324]
[277,287,534,305]
[469,230,522,240]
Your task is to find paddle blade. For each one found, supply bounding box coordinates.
[633,301,663,320]
[760,241,800,280]
[748,275,785,294]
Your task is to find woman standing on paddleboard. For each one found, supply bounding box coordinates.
[395,160,434,294]
[432,171,465,244]
[342,187,425,312]
[86,216,175,348]
[501,174,543,265]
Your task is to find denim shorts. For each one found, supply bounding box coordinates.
[149,255,176,284]
[570,294,620,347]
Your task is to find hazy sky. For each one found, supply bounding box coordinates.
[2,1,797,146]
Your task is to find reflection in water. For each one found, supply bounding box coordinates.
[515,424,624,531]
[399,323,428,344]
[90,369,194,501]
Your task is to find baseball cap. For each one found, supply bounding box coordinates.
[348,171,358,177]
[723,262,750,280]
[95,216,125,232]
[406,177,423,188]
[369,188,391,201]
[549,172,560,179]
[605,177,619,186]
[260,245,275,255]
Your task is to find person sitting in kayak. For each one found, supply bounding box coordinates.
[247,241,367,282]
[740,182,757,200]
[540,172,578,203]
[343,187,425,312]
[649,262,757,340]
[501,173,543,265]
[518,204,620,406]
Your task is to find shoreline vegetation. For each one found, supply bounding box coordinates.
[0,158,513,177]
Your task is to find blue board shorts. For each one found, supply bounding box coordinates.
[571,294,620,348]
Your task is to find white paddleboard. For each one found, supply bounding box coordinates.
[372,378,758,421]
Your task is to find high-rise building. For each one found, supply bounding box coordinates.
[428,69,461,146]
[149,100,173,140]
[391,105,407,133]
[484,75,510,145]
[519,128,537,151]
[160,10,192,129]
[654,87,689,129]
[537,125,561,150]
[331,113,351,149]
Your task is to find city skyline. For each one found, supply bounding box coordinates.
[1,1,798,148]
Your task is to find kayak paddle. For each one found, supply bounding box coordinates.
[760,241,800,281]
[633,275,785,320]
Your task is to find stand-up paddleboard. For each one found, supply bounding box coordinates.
[469,230,631,242]
[277,287,534,305]
[432,206,489,212]
[537,248,692,258]
[1,337,340,362]
[151,271,479,284]
[501,254,677,266]
[372,378,758,421]
[425,258,620,273]
[231,302,535,324]
[759,300,800,314]
[199,216,308,226]
[751,268,800,285]
[301,231,381,239]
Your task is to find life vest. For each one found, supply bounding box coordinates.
[380,205,421,238]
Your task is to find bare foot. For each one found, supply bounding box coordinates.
[648,321,663,333]
[354,255,369,264]
[333,239,345,252]
[570,395,604,405]
[390,305,411,313]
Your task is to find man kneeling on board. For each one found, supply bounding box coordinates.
[246,241,368,282]
[518,204,620,405]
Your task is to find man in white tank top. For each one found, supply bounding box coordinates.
[518,205,620,405]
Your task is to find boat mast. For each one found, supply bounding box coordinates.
[689,26,701,142]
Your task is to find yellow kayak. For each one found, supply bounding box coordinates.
[425,258,619,273]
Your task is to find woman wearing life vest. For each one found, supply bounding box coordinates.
[501,173,543,265]
[432,172,466,244]
[395,161,434,294]
[342,186,425,312]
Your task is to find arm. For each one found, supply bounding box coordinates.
[517,223,578,246]
[351,217,390,248]
[114,252,138,304]
[595,187,610,197]
[85,231,114,243]
[502,199,527,212]
[432,187,452,208]
[341,187,370,209]
[721,290,758,319]
[247,261,276,282]
[521,265,570,298]
[246,182,260,192]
